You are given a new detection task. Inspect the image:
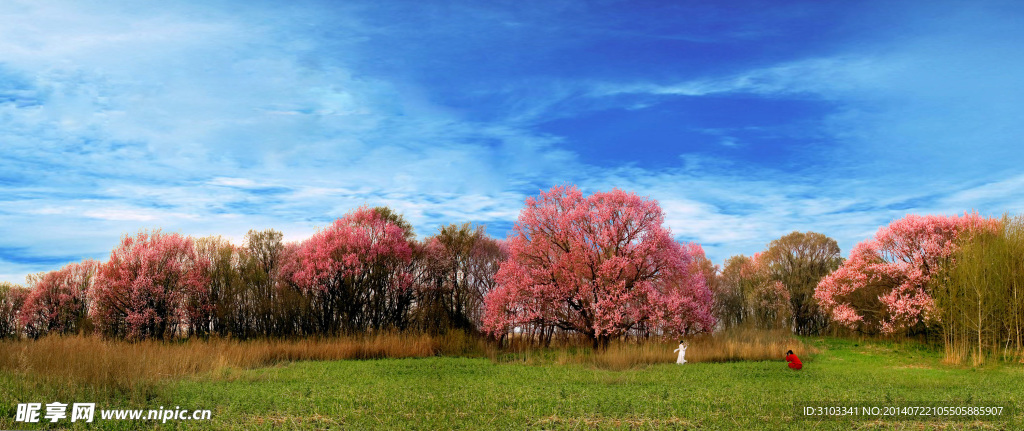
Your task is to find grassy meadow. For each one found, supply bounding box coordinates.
[0,333,1020,430]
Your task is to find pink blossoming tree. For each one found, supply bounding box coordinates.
[814,212,1001,334]
[90,230,210,340]
[0,282,30,338]
[20,260,99,337]
[285,207,415,334]
[482,186,714,349]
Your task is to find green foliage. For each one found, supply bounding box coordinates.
[196,230,305,339]
[414,223,504,335]
[239,229,309,337]
[372,206,416,240]
[716,255,792,331]
[761,232,843,335]
[933,214,1024,365]
[715,232,841,335]
[715,255,756,329]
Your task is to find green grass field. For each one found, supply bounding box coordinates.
[2,337,1021,430]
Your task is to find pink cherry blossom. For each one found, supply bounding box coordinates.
[282,206,414,333]
[814,212,1000,334]
[482,186,714,348]
[90,230,210,340]
[20,260,99,337]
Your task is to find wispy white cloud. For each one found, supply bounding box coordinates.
[1,0,1022,284]
[0,1,565,281]
[588,55,899,101]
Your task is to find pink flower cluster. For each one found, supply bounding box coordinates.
[278,206,415,333]
[286,207,413,294]
[90,230,210,340]
[814,212,1000,334]
[481,186,715,342]
[19,260,99,336]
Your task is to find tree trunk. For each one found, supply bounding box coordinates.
[591,333,610,350]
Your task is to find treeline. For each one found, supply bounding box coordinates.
[0,206,505,340]
[2,184,1022,364]
[707,231,843,336]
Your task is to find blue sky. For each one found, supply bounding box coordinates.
[2,0,1023,283]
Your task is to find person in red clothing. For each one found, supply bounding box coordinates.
[785,350,802,370]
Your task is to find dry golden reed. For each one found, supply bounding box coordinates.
[0,328,813,396]
[0,332,472,397]
[686,327,814,363]
[491,327,815,370]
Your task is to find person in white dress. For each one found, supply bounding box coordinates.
[674,340,688,364]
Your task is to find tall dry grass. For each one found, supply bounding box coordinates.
[0,328,814,400]
[686,327,813,363]
[0,332,482,400]
[490,327,815,370]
